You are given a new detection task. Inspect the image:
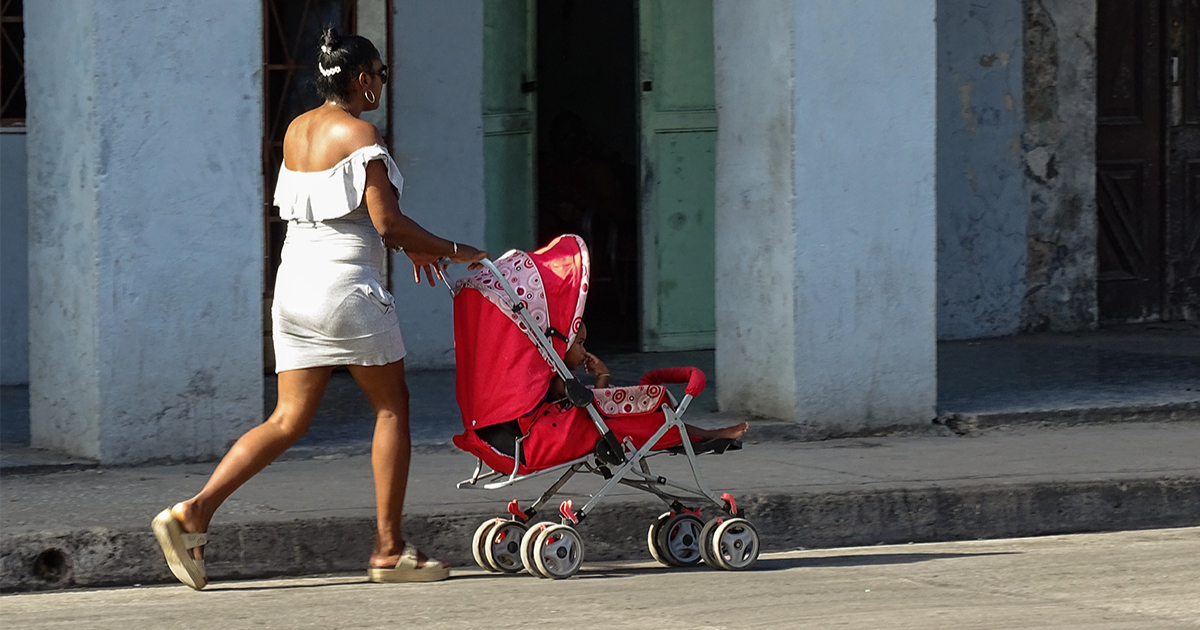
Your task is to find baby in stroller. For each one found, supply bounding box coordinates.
[451,235,761,578]
[552,322,748,443]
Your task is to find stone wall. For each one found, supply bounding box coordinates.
[936,0,1099,338]
[1020,0,1098,332]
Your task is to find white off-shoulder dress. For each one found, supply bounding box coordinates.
[271,144,406,372]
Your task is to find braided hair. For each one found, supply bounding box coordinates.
[314,27,381,103]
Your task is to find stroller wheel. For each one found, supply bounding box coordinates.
[472,518,505,572]
[485,521,528,573]
[531,524,585,579]
[655,513,705,567]
[699,517,722,568]
[520,522,555,578]
[646,512,673,566]
[710,518,760,571]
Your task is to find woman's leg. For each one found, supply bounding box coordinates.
[174,367,333,556]
[347,359,447,569]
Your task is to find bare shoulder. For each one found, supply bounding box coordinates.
[330,116,386,155]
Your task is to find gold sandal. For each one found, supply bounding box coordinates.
[151,503,208,590]
[367,544,450,583]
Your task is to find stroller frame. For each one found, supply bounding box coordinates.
[448,255,757,577]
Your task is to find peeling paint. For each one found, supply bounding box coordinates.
[1020,0,1098,333]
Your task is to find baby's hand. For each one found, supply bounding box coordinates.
[583,352,608,376]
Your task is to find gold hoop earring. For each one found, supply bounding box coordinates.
[365,90,377,104]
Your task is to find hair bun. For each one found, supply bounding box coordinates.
[318,27,341,56]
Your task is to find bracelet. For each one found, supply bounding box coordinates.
[596,373,610,378]
[452,242,458,255]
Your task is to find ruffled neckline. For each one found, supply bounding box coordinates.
[280,144,390,175]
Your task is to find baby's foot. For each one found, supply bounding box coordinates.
[711,422,749,440]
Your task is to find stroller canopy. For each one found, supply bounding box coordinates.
[453,235,590,432]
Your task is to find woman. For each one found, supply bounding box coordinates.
[151,28,484,589]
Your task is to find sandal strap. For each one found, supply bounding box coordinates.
[181,533,208,549]
[395,544,418,570]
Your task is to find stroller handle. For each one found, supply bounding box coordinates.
[639,367,706,397]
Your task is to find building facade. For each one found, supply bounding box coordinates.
[0,0,1195,462]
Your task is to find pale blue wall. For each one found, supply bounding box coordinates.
[716,0,938,429]
[936,0,1027,340]
[1,132,28,385]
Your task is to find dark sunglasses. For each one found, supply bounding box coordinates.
[368,64,389,84]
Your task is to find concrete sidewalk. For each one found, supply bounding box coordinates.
[2,323,1199,591]
[3,422,1199,591]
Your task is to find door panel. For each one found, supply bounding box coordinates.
[483,0,537,255]
[638,0,716,351]
[1166,0,1200,318]
[1096,0,1165,322]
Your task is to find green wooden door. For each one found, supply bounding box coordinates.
[483,0,537,254]
[638,0,716,351]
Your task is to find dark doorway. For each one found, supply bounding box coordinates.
[1096,0,1166,323]
[536,0,640,349]
[1097,0,1200,323]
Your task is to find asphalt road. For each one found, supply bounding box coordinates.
[2,528,1198,629]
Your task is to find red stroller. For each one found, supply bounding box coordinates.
[449,235,759,579]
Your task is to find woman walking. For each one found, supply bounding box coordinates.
[151,28,484,589]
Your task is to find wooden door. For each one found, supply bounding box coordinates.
[638,0,716,351]
[483,0,537,255]
[1097,0,1166,322]
[1165,0,1200,318]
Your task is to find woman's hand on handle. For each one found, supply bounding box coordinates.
[405,251,445,286]
[449,243,488,271]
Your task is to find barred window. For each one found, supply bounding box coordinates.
[1,0,24,127]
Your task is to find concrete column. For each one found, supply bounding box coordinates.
[390,2,486,369]
[25,1,262,463]
[715,0,938,431]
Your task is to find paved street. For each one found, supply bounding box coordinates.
[2,528,1197,629]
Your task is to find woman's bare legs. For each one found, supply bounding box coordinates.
[173,367,333,558]
[347,360,447,569]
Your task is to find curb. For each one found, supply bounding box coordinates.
[940,402,1200,435]
[4,476,1198,592]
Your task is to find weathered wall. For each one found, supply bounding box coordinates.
[1,132,28,385]
[791,0,938,429]
[936,0,1027,339]
[1021,0,1098,332]
[26,1,262,463]
[25,3,102,456]
[713,0,797,420]
[716,0,938,429]
[390,2,486,369]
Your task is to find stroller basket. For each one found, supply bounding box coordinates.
[448,235,759,578]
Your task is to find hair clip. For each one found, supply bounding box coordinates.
[318,62,342,77]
